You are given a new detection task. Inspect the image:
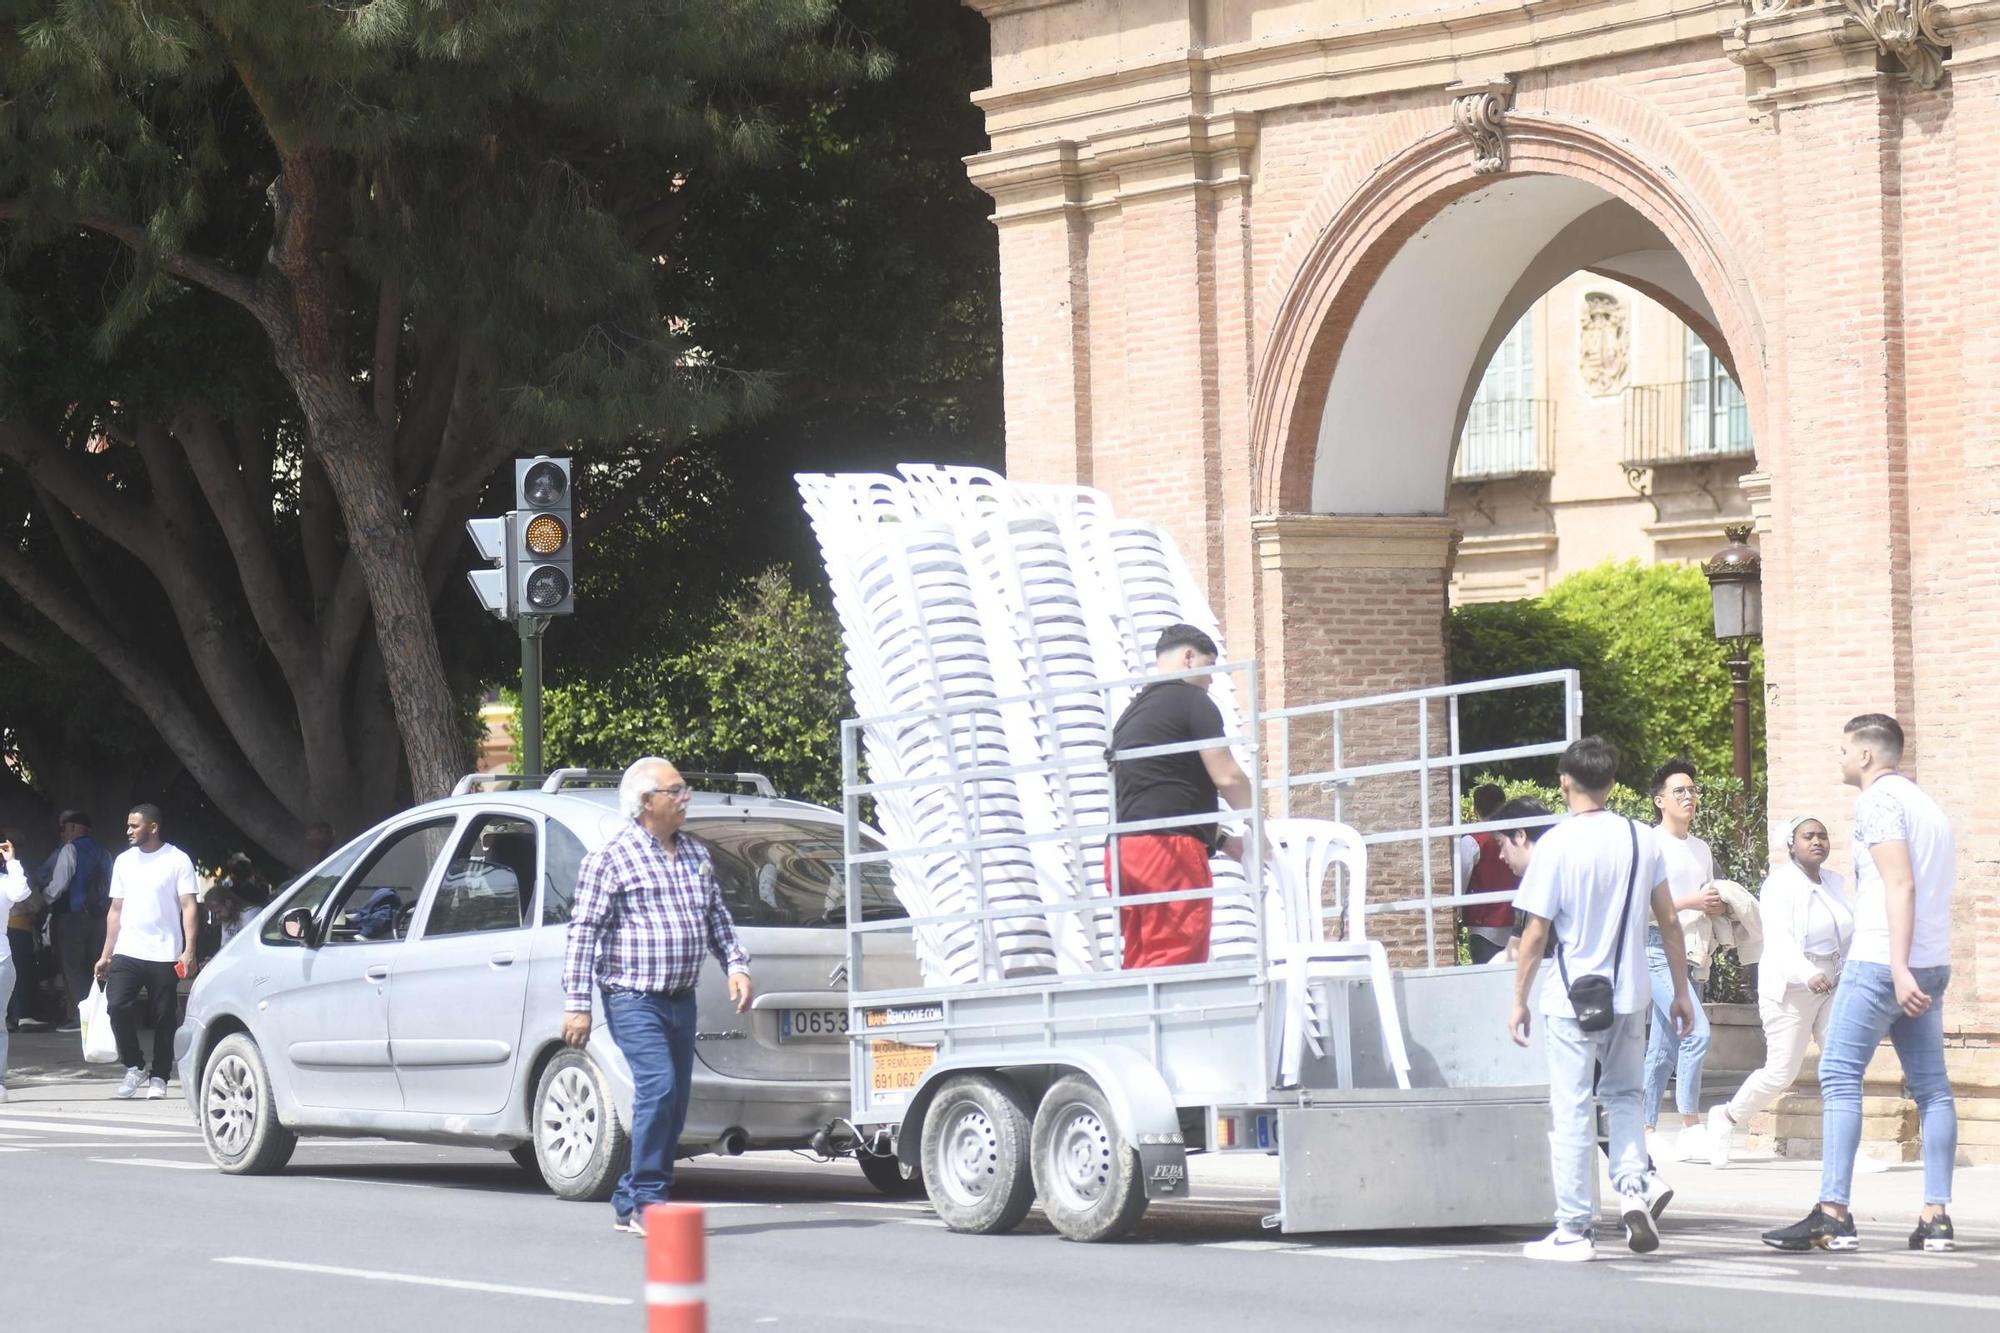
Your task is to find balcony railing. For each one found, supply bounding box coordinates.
[1451,398,1556,482]
[1623,379,1754,468]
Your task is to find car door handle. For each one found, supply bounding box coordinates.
[489,951,516,968]
[364,965,390,983]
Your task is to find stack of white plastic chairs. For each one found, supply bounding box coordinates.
[799,464,1256,985]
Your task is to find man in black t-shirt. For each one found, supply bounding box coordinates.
[1107,624,1255,968]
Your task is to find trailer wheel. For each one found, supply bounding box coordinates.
[1030,1075,1149,1242]
[920,1073,1035,1233]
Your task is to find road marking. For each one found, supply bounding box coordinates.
[0,1146,28,1153]
[0,1139,206,1149]
[1283,1245,1495,1263]
[832,1200,932,1211]
[292,1175,440,1191]
[0,1116,189,1138]
[91,1156,216,1171]
[888,1217,947,1229]
[1636,1274,2000,1312]
[1208,1240,1299,1253]
[212,1258,632,1306]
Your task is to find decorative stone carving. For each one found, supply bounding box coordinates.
[1448,78,1513,175]
[1749,0,1951,89]
[1579,292,1630,396]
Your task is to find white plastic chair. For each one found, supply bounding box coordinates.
[1262,818,1412,1091]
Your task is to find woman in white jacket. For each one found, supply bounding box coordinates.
[1705,816,1853,1166]
[0,837,33,1101]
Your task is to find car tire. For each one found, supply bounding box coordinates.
[1029,1074,1148,1242]
[508,1143,547,1182]
[920,1073,1035,1234]
[199,1032,298,1176]
[532,1047,630,1202]
[857,1146,926,1197]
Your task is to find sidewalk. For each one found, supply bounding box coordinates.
[5,1024,161,1088]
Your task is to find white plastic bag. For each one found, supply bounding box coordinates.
[79,981,118,1064]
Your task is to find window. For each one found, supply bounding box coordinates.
[260,836,369,947]
[543,820,587,926]
[1457,309,1539,478]
[321,818,455,945]
[425,814,537,938]
[685,818,905,929]
[1683,329,1751,456]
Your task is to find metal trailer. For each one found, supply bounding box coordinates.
[839,664,1583,1242]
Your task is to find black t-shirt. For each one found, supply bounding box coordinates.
[1110,682,1226,846]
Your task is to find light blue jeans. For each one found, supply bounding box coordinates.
[1818,961,1956,1207]
[0,949,14,1084]
[1546,1010,1649,1235]
[1644,929,1709,1125]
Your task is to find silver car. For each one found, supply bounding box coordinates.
[174,771,920,1198]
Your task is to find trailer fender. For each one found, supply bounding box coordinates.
[896,1047,1188,1198]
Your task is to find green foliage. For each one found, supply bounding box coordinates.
[1450,561,1764,789]
[543,568,848,807]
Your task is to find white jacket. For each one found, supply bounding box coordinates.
[1754,861,1852,1003]
[1679,878,1763,980]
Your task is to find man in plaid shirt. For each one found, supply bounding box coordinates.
[562,756,753,1235]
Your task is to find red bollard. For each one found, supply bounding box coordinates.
[644,1203,707,1333]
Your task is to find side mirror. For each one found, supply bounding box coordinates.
[281,906,319,947]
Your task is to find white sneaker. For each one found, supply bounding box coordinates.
[0,1085,9,1103]
[1621,1187,1661,1253]
[114,1068,146,1099]
[1643,1169,1675,1221]
[1706,1105,1735,1169]
[1523,1228,1595,1262]
[1651,1129,1685,1163]
[145,1078,168,1100]
[1676,1123,1709,1164]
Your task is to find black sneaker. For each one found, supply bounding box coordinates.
[1908,1213,1955,1253]
[1762,1206,1859,1252]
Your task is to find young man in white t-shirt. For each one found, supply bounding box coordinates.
[1511,737,1696,1263]
[1765,714,1960,1254]
[92,804,199,1100]
[1644,759,1725,1160]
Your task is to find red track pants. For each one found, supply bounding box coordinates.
[1105,834,1212,969]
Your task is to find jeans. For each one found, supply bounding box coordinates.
[106,956,179,1080]
[1643,930,1709,1125]
[1818,961,1956,1207]
[6,927,32,1025]
[1545,1009,1649,1235]
[603,986,699,1220]
[0,949,14,1081]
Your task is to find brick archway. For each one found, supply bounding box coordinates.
[1253,113,1769,516]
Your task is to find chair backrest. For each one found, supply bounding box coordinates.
[1263,818,1369,945]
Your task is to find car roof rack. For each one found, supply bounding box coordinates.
[538,768,780,799]
[450,772,551,796]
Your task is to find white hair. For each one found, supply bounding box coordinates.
[619,757,677,820]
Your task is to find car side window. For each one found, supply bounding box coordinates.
[543,820,586,926]
[426,814,537,938]
[259,837,369,947]
[321,818,456,945]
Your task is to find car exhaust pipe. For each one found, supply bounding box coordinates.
[716,1128,749,1156]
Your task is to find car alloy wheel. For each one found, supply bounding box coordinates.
[206,1052,259,1158]
[541,1064,601,1182]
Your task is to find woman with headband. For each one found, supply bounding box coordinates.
[1705,816,1852,1167]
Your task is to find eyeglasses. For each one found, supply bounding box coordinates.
[646,783,690,800]
[1664,785,1700,799]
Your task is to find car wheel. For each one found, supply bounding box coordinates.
[532,1048,630,1202]
[1030,1074,1148,1242]
[857,1146,926,1197]
[920,1073,1034,1234]
[200,1033,298,1176]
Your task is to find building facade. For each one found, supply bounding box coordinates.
[963,0,2000,1149]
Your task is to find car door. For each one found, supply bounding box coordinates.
[388,810,538,1115]
[263,816,457,1111]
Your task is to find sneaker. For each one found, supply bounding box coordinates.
[0,1086,9,1103]
[1675,1122,1709,1165]
[145,1078,168,1100]
[1522,1227,1595,1262]
[114,1068,146,1099]
[1651,1129,1684,1163]
[1706,1105,1735,1169]
[1908,1213,1955,1253]
[56,1022,80,1033]
[612,1213,647,1237]
[1762,1206,1860,1252]
[1643,1169,1675,1222]
[1620,1187,1661,1254]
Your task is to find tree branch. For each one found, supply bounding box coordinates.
[31,481,127,627]
[373,278,402,432]
[0,418,161,562]
[300,449,339,612]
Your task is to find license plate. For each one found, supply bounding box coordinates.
[778,1008,849,1042]
[870,1039,937,1093]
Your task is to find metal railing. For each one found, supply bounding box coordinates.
[1452,398,1556,481]
[1623,379,1753,467]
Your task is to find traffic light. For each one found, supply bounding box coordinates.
[465,514,516,620]
[515,456,574,616]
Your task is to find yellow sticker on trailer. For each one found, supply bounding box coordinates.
[870,1040,938,1093]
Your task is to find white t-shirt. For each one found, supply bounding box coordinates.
[1514,812,1665,1018]
[110,844,200,962]
[1653,826,1714,918]
[1800,876,1852,957]
[1849,774,1956,968]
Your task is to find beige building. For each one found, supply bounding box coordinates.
[1448,276,1754,603]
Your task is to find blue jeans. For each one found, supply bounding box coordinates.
[1643,930,1709,1125]
[1545,1010,1649,1235]
[603,987,699,1220]
[1818,961,1956,1207]
[0,949,14,1080]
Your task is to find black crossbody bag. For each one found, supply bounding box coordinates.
[1555,817,1640,1032]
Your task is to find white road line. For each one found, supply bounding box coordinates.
[0,1139,207,1149]
[1283,1246,1495,1263]
[91,1157,216,1171]
[0,1146,28,1153]
[292,1175,441,1191]
[0,1116,189,1138]
[1636,1274,2000,1312]
[1208,1240,1299,1253]
[832,1200,932,1211]
[212,1258,632,1307]
[888,1217,947,1229]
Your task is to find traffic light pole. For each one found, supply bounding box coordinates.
[519,613,549,777]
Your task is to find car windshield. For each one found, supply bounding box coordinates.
[687,818,903,929]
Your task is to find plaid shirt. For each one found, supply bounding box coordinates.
[562,821,750,1012]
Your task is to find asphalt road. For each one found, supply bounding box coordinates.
[4,1091,1997,1333]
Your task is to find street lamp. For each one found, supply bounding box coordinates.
[1703,523,1762,785]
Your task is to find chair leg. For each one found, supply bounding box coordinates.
[1364,943,1413,1090]
[1327,979,1353,1090]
